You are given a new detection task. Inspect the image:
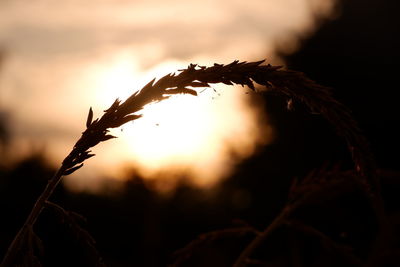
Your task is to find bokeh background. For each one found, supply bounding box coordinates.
[0,0,399,266]
[0,0,337,192]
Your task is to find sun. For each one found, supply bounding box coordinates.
[82,52,273,190]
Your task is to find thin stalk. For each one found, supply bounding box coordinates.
[233,205,294,267]
[1,165,67,267]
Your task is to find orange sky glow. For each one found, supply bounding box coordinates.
[0,0,338,193]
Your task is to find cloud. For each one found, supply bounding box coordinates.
[0,0,337,60]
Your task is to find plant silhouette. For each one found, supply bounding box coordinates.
[1,60,393,266]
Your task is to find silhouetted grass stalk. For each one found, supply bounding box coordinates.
[1,60,385,266]
[232,205,294,267]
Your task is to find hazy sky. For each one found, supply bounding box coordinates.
[0,0,337,192]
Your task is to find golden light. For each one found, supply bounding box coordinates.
[0,0,338,193]
[66,54,273,192]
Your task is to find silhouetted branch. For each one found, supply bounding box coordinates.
[1,60,384,266]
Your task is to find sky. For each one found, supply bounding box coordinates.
[0,0,338,193]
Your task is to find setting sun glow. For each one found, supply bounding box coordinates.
[73,55,273,192]
[0,0,338,193]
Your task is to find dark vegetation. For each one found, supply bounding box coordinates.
[1,0,399,266]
